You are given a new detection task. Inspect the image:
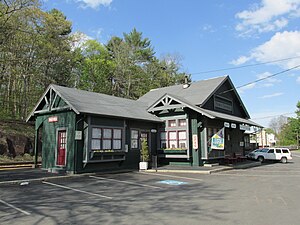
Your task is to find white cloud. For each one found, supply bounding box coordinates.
[75,0,112,9]
[230,56,251,66]
[256,72,281,84]
[238,83,256,94]
[235,0,300,36]
[297,76,300,83]
[238,72,281,94]
[260,92,284,99]
[232,31,300,69]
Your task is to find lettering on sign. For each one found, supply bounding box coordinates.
[192,134,198,149]
[240,124,250,131]
[214,96,233,112]
[48,116,58,123]
[231,123,236,129]
[224,122,230,128]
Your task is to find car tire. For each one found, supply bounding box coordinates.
[257,156,264,163]
[280,157,287,164]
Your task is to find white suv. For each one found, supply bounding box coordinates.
[248,148,292,163]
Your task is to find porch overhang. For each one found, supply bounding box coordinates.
[147,93,215,119]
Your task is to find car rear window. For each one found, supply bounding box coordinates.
[276,149,281,153]
[282,149,289,153]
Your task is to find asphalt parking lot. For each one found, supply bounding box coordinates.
[1,152,300,225]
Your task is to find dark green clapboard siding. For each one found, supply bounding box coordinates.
[38,111,76,172]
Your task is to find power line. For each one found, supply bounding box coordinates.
[190,56,300,75]
[252,112,296,120]
[219,64,300,95]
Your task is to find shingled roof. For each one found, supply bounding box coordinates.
[138,76,227,107]
[27,84,162,123]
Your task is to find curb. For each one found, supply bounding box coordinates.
[144,166,233,174]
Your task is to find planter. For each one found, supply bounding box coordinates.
[139,161,148,170]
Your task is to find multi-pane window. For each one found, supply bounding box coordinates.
[178,131,187,148]
[168,131,177,148]
[103,128,112,149]
[160,131,167,148]
[168,120,176,127]
[131,130,139,149]
[91,127,122,150]
[91,128,101,150]
[113,129,122,149]
[178,119,187,127]
[159,130,187,149]
[160,118,188,149]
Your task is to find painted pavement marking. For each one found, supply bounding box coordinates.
[0,199,31,216]
[157,180,188,186]
[42,181,113,199]
[89,175,163,189]
[138,171,204,182]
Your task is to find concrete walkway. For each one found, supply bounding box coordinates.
[146,160,261,174]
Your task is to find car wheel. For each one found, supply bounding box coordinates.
[257,156,264,162]
[280,157,287,164]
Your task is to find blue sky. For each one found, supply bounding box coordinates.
[44,0,300,127]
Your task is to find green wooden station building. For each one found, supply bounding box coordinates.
[27,76,261,173]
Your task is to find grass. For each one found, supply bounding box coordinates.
[0,154,41,163]
[0,120,34,138]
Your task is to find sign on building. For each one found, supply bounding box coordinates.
[192,134,198,149]
[211,128,225,150]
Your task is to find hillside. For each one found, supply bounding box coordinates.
[0,120,34,158]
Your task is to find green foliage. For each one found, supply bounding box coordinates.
[265,128,275,134]
[77,40,114,94]
[1,1,190,121]
[275,101,300,146]
[0,0,77,120]
[141,139,149,162]
[102,28,190,99]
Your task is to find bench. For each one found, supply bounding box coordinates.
[236,153,247,162]
[224,153,247,164]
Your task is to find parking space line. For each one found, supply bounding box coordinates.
[42,181,113,199]
[89,175,163,189]
[137,171,203,182]
[0,199,31,216]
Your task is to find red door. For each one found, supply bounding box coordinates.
[57,130,67,166]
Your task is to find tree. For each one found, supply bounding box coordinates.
[0,1,76,120]
[269,115,288,135]
[274,101,300,146]
[105,29,190,99]
[77,39,114,94]
[265,128,275,134]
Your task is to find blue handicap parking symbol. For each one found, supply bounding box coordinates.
[157,180,188,186]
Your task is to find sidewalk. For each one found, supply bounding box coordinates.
[146,160,261,174]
